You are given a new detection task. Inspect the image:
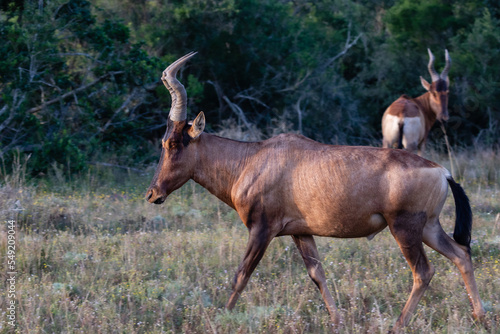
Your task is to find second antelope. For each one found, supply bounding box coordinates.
[382,49,451,155]
[146,52,485,331]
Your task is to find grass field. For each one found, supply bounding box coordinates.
[0,149,499,333]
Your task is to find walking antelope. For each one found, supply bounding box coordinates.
[382,49,451,155]
[146,52,485,331]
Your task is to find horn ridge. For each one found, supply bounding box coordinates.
[440,49,451,80]
[427,48,440,82]
[161,70,177,119]
[163,51,198,122]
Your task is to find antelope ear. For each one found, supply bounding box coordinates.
[420,76,431,91]
[188,111,205,139]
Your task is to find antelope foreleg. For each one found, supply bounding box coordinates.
[292,235,341,326]
[226,226,273,310]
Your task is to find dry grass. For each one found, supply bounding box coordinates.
[0,149,499,333]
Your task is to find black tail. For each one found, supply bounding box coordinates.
[397,121,404,149]
[447,176,472,249]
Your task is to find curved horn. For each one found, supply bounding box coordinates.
[162,51,197,122]
[427,48,440,82]
[440,49,451,79]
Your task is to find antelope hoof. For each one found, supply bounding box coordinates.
[473,310,489,330]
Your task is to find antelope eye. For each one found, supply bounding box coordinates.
[162,140,177,150]
[167,140,183,151]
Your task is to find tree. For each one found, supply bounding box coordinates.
[0,0,162,173]
[450,8,500,145]
[1,0,499,176]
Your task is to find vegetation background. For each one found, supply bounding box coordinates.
[0,0,499,333]
[1,0,499,172]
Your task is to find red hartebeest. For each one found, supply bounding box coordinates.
[146,52,485,331]
[382,49,451,155]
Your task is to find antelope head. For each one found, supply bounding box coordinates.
[420,49,451,124]
[146,52,205,204]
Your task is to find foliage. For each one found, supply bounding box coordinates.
[0,0,162,173]
[450,8,500,146]
[1,0,500,174]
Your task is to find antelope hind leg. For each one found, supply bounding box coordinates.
[422,219,486,322]
[389,212,435,331]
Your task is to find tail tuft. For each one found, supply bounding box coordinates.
[397,121,404,149]
[447,177,472,249]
